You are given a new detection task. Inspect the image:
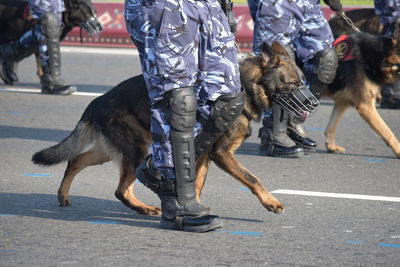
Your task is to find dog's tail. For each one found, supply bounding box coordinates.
[32,121,93,166]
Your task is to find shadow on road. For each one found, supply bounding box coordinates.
[0,192,161,229]
[0,193,264,228]
[0,125,70,142]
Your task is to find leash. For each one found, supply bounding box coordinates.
[337,10,362,33]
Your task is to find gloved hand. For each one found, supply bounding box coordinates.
[323,0,342,12]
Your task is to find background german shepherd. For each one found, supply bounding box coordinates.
[32,42,304,215]
[328,9,383,38]
[322,32,400,157]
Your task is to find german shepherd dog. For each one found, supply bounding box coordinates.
[32,42,306,215]
[328,9,383,38]
[321,32,400,157]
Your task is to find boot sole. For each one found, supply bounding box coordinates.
[260,145,304,158]
[269,151,304,158]
[160,218,223,233]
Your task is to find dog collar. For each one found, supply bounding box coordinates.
[333,35,356,61]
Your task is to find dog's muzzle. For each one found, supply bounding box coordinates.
[273,85,319,120]
[80,17,103,35]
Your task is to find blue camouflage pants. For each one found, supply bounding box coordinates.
[17,0,64,68]
[375,0,400,32]
[250,0,333,62]
[125,0,241,179]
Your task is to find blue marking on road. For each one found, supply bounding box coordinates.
[22,173,51,177]
[4,111,24,115]
[216,230,263,236]
[88,220,121,225]
[377,243,400,248]
[362,158,385,163]
[240,188,250,191]
[0,214,15,216]
[346,240,365,245]
[0,249,17,253]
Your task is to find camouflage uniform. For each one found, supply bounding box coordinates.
[375,0,400,29]
[125,0,241,179]
[18,0,65,68]
[0,0,75,94]
[251,0,334,63]
[375,0,400,109]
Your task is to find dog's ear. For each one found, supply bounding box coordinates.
[271,41,290,57]
[261,42,278,65]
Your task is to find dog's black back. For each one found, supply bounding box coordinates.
[329,33,399,96]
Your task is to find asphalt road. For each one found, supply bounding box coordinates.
[1,46,400,266]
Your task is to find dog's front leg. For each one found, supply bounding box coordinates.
[356,98,400,158]
[211,134,284,214]
[325,103,349,153]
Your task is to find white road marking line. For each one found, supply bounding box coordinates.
[272,189,400,202]
[0,87,103,97]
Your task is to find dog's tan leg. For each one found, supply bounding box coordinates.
[195,153,211,202]
[325,103,349,153]
[356,98,400,157]
[115,160,161,216]
[35,52,43,78]
[212,135,284,214]
[58,147,110,207]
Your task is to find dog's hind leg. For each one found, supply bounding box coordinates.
[356,98,400,157]
[115,159,161,216]
[212,134,284,214]
[325,103,349,153]
[58,146,111,206]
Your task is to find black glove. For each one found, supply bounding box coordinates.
[323,0,342,12]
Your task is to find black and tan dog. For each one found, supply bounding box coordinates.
[32,42,305,215]
[321,32,400,157]
[328,9,383,38]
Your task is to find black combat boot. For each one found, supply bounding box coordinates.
[259,103,304,158]
[40,68,77,95]
[287,114,317,152]
[0,43,19,85]
[380,82,400,109]
[0,39,41,86]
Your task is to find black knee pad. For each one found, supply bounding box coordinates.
[314,47,338,85]
[164,87,197,132]
[211,90,245,132]
[195,90,244,158]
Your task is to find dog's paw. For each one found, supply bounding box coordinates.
[135,206,161,216]
[145,207,161,216]
[265,202,284,214]
[326,144,345,154]
[58,196,72,207]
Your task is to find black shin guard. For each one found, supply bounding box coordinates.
[40,12,76,95]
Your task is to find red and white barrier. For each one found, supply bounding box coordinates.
[61,3,370,51]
